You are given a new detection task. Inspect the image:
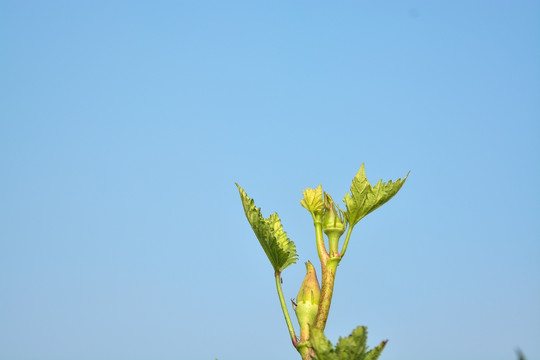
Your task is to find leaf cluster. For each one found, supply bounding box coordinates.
[236,184,298,272]
[301,164,408,230]
[310,326,387,360]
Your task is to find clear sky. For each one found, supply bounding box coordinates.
[1,1,539,360]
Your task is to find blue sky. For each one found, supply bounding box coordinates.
[1,1,539,360]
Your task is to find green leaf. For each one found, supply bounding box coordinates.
[236,184,298,272]
[310,326,386,360]
[335,326,367,360]
[300,184,324,221]
[310,327,338,360]
[343,164,409,227]
[364,339,387,360]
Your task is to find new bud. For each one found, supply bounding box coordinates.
[322,193,346,256]
[294,261,320,342]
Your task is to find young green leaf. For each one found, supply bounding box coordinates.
[334,326,368,360]
[310,326,386,360]
[364,339,387,360]
[236,184,298,272]
[301,185,324,221]
[310,327,338,360]
[343,164,409,228]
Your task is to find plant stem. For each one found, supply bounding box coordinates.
[296,342,313,360]
[274,271,298,347]
[340,225,354,258]
[328,233,340,257]
[313,220,329,264]
[314,257,340,330]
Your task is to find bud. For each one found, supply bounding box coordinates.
[294,261,320,342]
[322,193,346,256]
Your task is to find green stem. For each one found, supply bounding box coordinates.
[296,342,314,360]
[340,225,354,258]
[328,233,340,257]
[274,271,298,347]
[314,257,340,330]
[313,220,329,264]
